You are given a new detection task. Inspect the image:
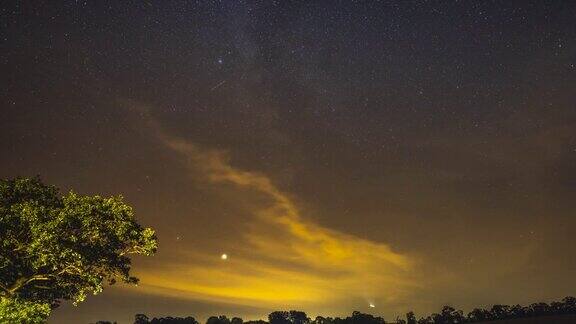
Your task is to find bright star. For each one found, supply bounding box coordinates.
[221,253,228,260]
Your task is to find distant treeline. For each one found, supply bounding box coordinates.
[93,296,576,324]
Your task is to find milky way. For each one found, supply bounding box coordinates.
[1,1,575,323]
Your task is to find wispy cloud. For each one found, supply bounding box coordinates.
[127,103,417,312]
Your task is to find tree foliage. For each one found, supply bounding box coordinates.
[412,296,576,323]
[231,316,244,324]
[405,311,416,324]
[269,311,311,324]
[0,297,51,324]
[207,315,232,324]
[0,177,157,318]
[136,314,199,324]
[134,298,576,324]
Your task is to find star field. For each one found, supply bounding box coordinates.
[1,1,576,323]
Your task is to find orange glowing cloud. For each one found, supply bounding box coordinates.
[128,105,417,312]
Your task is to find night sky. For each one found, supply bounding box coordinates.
[1,1,576,323]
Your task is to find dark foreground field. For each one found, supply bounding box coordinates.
[479,315,576,324]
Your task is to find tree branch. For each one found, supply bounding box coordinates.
[0,282,12,297]
[7,275,52,294]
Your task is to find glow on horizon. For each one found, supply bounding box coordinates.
[127,106,419,312]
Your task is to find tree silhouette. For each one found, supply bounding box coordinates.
[207,315,232,324]
[429,306,466,324]
[413,296,576,323]
[132,297,576,324]
[406,311,416,324]
[508,305,525,318]
[289,310,310,324]
[527,302,550,317]
[562,297,576,313]
[489,304,510,319]
[135,314,150,324]
[347,311,386,324]
[140,315,199,324]
[467,308,491,322]
[244,320,268,324]
[269,311,311,324]
[231,317,244,324]
[416,316,433,324]
[269,311,291,324]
